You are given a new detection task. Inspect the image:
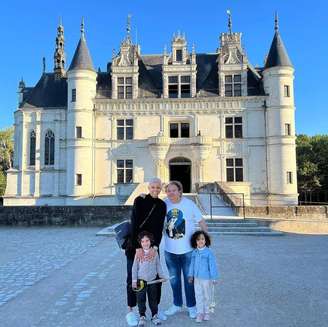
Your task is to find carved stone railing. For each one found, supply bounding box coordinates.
[148,135,213,146]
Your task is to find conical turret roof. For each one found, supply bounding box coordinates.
[265,15,293,69]
[68,21,94,72]
[265,32,292,69]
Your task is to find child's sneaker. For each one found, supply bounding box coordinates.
[165,304,182,316]
[157,310,167,321]
[196,314,204,323]
[138,316,146,326]
[203,313,210,321]
[151,314,162,325]
[188,306,197,319]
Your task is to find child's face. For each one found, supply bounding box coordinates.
[196,234,206,248]
[141,236,151,250]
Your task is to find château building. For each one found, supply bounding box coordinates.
[4,14,298,206]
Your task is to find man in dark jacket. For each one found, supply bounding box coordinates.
[125,178,166,326]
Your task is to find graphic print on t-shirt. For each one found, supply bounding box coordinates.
[166,208,185,239]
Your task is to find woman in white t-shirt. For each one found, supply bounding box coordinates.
[163,180,208,319]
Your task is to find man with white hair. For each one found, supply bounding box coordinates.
[125,178,167,326]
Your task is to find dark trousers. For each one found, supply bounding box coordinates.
[137,283,158,317]
[126,257,162,308]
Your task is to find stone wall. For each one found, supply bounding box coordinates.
[0,206,132,226]
[237,205,328,220]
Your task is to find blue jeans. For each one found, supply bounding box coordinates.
[164,250,196,308]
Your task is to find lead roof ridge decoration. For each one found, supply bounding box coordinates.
[112,14,139,67]
[218,9,247,65]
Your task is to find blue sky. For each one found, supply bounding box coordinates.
[0,0,327,135]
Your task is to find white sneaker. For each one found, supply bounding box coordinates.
[151,314,162,325]
[188,306,197,319]
[203,313,210,321]
[126,311,138,326]
[164,304,182,316]
[157,310,167,321]
[138,316,146,326]
[196,313,204,323]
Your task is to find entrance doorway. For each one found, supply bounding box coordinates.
[169,157,192,193]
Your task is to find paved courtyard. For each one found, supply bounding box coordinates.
[0,227,327,327]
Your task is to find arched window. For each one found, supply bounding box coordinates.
[44,130,55,165]
[29,130,36,166]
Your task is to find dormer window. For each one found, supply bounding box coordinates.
[162,33,197,98]
[181,76,191,98]
[118,77,133,99]
[168,75,191,98]
[176,49,183,62]
[168,76,178,98]
[225,74,242,97]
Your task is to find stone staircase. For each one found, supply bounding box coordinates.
[196,193,236,217]
[202,218,284,236]
[97,218,283,237]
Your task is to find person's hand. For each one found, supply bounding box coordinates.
[135,248,144,261]
[132,281,137,289]
[188,277,194,284]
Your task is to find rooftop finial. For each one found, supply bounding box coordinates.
[19,77,25,89]
[81,17,85,38]
[42,57,46,74]
[274,11,279,32]
[164,44,167,55]
[126,14,131,41]
[227,9,232,34]
[59,16,63,27]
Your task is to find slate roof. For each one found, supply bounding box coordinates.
[68,36,95,71]
[22,73,67,108]
[22,53,265,109]
[265,31,292,69]
[196,53,218,96]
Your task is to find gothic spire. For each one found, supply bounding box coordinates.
[54,17,66,79]
[265,12,293,69]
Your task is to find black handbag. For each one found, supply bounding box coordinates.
[114,204,156,249]
[114,220,131,249]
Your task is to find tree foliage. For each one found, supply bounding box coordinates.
[296,134,328,193]
[0,127,14,196]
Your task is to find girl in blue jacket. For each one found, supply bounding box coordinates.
[188,231,219,323]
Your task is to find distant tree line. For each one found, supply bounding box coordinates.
[0,128,327,201]
[296,134,328,202]
[0,127,14,197]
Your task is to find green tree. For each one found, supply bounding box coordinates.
[0,127,14,196]
[296,134,328,194]
[0,170,6,195]
[311,135,328,191]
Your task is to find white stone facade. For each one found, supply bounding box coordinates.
[4,19,298,206]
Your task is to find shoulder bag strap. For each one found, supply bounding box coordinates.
[139,204,156,229]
